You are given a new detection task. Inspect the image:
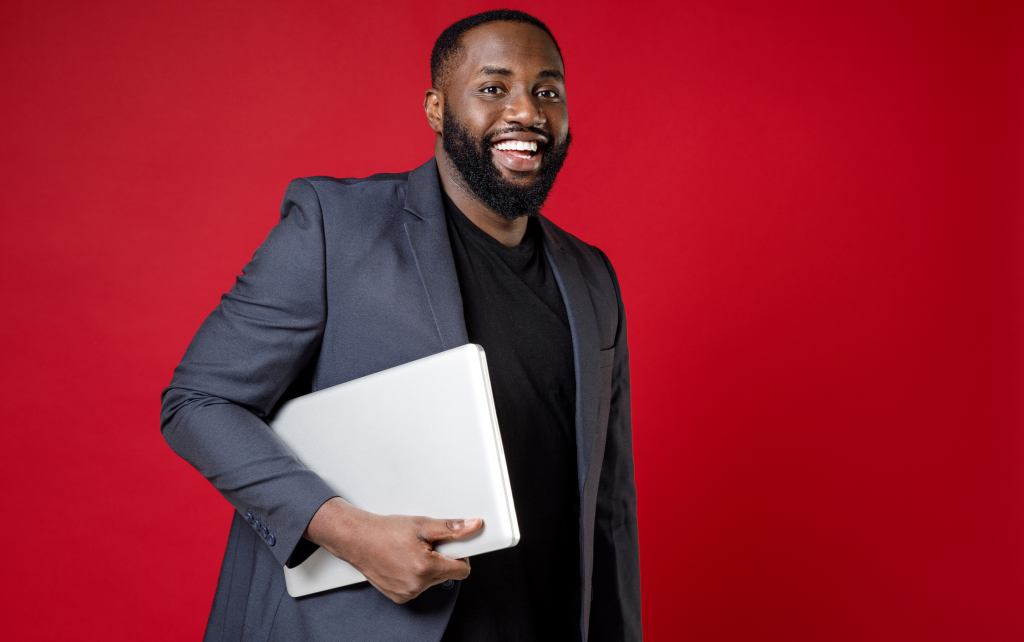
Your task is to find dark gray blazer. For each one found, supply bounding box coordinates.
[161,158,641,641]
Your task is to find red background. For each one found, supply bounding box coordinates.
[2,0,1022,639]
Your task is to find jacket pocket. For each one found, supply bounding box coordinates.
[599,347,615,369]
[596,348,615,435]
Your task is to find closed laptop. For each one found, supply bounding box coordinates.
[270,343,520,597]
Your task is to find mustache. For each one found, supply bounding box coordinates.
[483,126,553,146]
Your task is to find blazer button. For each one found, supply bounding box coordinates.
[261,527,269,539]
[245,511,253,524]
[441,579,454,589]
[254,518,261,531]
[267,533,276,546]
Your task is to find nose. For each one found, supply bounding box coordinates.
[503,89,546,129]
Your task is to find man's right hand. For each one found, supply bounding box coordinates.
[303,496,483,604]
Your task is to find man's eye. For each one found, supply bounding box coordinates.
[482,86,503,95]
[538,90,559,99]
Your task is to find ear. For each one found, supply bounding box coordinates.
[424,88,444,134]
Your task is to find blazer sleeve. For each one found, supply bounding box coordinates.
[160,178,338,568]
[590,250,643,641]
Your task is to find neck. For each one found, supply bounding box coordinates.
[435,146,529,248]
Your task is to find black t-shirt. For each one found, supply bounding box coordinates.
[439,193,581,642]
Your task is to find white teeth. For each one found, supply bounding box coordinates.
[493,140,539,152]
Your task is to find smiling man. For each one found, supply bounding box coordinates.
[162,9,640,642]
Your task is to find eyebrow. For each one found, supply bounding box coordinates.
[476,66,565,82]
[477,66,513,77]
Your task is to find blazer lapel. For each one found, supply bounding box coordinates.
[403,159,468,350]
[541,220,602,491]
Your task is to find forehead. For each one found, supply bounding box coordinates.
[454,21,564,79]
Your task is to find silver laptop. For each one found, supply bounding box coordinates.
[270,344,520,597]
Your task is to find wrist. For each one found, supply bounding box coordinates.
[305,497,364,557]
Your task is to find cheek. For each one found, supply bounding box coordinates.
[546,107,569,135]
[461,102,503,130]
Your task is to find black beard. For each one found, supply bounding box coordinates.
[441,110,572,221]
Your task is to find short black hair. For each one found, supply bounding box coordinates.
[430,9,562,90]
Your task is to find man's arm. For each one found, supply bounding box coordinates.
[161,179,476,600]
[161,178,337,568]
[590,250,643,641]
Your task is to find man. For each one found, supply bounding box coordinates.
[161,9,640,641]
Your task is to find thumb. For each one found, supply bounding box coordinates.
[421,517,483,542]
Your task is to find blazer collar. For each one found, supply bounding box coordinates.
[404,157,445,222]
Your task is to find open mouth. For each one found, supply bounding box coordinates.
[490,139,545,171]
[492,140,539,158]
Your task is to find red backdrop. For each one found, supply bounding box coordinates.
[2,0,1022,639]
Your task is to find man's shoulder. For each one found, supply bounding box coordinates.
[282,169,419,229]
[301,171,411,187]
[296,171,412,205]
[538,215,622,308]
[539,215,612,271]
[288,158,441,223]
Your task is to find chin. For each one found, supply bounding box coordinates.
[495,164,542,183]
